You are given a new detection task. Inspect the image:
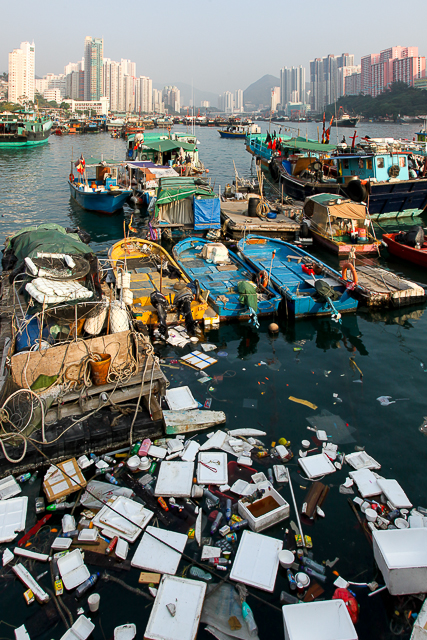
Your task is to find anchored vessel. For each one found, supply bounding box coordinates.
[0,110,52,147]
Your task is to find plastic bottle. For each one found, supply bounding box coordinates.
[102,455,114,464]
[287,569,297,591]
[303,566,327,583]
[105,537,118,555]
[230,519,248,532]
[149,461,158,475]
[17,473,31,483]
[208,557,230,566]
[90,453,100,464]
[28,471,39,485]
[47,502,76,512]
[267,468,274,484]
[95,467,113,476]
[225,499,232,522]
[105,473,118,485]
[210,512,223,535]
[130,441,142,456]
[61,529,79,538]
[301,556,326,575]
[280,590,300,605]
[75,573,100,599]
[158,497,169,511]
[203,489,219,505]
[242,602,258,637]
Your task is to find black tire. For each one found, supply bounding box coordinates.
[345,179,368,203]
[388,165,400,178]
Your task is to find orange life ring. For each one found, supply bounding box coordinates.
[257,270,268,288]
[341,262,358,285]
[69,173,74,182]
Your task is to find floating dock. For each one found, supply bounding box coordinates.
[354,265,426,307]
[220,200,301,240]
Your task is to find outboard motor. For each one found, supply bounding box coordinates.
[174,285,196,336]
[150,291,169,338]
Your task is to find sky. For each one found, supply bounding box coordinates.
[1,0,426,94]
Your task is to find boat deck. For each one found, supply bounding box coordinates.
[221,200,301,240]
[355,265,426,307]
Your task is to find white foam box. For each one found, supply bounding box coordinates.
[411,596,427,639]
[282,600,358,640]
[57,549,90,590]
[145,575,206,640]
[373,528,427,595]
[237,481,289,532]
[229,530,282,592]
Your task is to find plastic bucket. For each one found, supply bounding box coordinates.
[278,550,295,568]
[89,353,111,386]
[357,227,367,241]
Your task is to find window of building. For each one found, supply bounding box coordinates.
[399,157,406,168]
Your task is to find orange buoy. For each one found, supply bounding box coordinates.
[341,262,358,285]
[257,270,269,288]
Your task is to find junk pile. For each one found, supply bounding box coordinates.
[1,407,427,640]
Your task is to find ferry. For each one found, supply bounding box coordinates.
[0,110,52,148]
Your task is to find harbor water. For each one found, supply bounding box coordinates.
[0,123,426,639]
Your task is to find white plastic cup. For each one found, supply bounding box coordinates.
[88,593,100,612]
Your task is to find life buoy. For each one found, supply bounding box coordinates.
[257,270,268,288]
[69,173,74,183]
[341,262,358,285]
[141,154,148,160]
[388,164,400,178]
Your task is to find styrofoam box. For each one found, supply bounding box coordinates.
[154,461,194,498]
[282,600,358,640]
[60,615,95,640]
[131,526,187,575]
[57,549,90,590]
[145,575,206,640]
[237,481,289,532]
[229,530,282,592]
[197,452,228,485]
[373,528,427,595]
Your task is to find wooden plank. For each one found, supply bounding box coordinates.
[163,409,226,435]
[142,392,163,422]
[10,330,134,388]
[139,572,161,584]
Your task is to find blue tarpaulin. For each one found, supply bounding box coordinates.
[193,197,221,230]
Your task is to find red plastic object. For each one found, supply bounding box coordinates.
[209,461,254,504]
[17,514,52,547]
[138,438,152,456]
[332,588,359,624]
[302,264,315,276]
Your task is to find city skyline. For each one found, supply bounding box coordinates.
[1,0,426,94]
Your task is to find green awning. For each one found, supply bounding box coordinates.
[282,139,337,153]
[143,139,180,153]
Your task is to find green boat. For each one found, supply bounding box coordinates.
[0,110,53,148]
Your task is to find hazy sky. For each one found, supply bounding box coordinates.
[1,0,426,94]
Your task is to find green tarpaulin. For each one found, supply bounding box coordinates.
[238,280,258,312]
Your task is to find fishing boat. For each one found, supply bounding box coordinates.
[335,107,360,128]
[108,237,210,336]
[0,110,52,147]
[382,227,427,268]
[173,238,282,322]
[237,235,358,319]
[270,137,427,220]
[303,194,381,256]
[68,156,132,216]
[218,124,254,139]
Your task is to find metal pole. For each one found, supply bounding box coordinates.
[287,468,306,548]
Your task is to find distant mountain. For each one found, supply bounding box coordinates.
[152,82,218,108]
[243,74,280,108]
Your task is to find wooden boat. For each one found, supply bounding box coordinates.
[0,110,52,148]
[303,194,381,256]
[352,264,426,307]
[108,237,209,331]
[237,235,358,318]
[173,238,282,321]
[218,125,248,139]
[69,157,132,215]
[382,232,427,268]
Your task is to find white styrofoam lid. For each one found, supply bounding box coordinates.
[345,451,381,470]
[91,496,153,542]
[154,461,194,498]
[298,453,336,479]
[165,386,198,411]
[78,529,98,543]
[181,441,200,462]
[145,575,206,640]
[57,549,90,590]
[131,526,187,575]
[148,445,167,459]
[199,430,227,451]
[230,530,282,592]
[197,452,228,485]
[0,496,28,543]
[114,624,136,640]
[115,537,129,560]
[51,537,72,550]
[376,479,412,509]
[14,625,30,640]
[0,475,21,500]
[282,600,357,640]
[349,468,382,498]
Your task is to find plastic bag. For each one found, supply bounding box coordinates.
[201,584,259,640]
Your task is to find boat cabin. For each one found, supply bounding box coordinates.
[334,152,410,184]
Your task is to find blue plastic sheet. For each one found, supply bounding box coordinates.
[193,197,221,230]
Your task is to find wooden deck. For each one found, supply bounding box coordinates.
[221,200,301,240]
[355,265,426,307]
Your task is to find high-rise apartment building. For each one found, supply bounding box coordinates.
[153,89,164,114]
[234,89,244,113]
[280,65,305,108]
[361,46,425,96]
[163,86,180,113]
[84,36,103,101]
[135,76,152,113]
[271,86,281,112]
[8,41,35,103]
[309,53,354,111]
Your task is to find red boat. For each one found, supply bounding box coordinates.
[383,233,427,268]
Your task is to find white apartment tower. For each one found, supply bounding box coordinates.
[135,76,153,113]
[8,41,35,103]
[234,89,244,113]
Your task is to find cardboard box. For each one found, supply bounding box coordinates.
[43,458,87,503]
[373,528,427,595]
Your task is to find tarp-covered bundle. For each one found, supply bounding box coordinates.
[153,177,217,227]
[194,198,221,230]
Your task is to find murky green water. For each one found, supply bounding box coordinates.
[0,124,426,639]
